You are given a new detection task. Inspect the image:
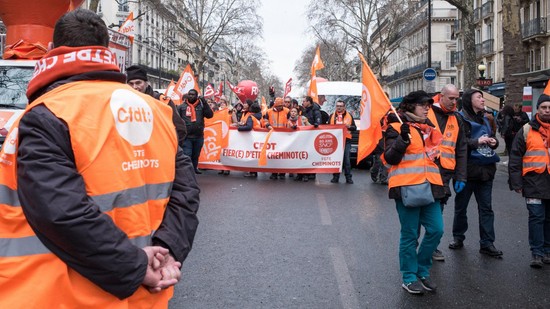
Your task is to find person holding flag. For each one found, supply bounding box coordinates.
[178,89,214,174]
[384,90,445,295]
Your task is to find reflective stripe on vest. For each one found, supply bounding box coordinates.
[330,112,353,139]
[0,82,176,307]
[387,123,443,188]
[428,109,459,169]
[267,108,289,127]
[522,127,550,175]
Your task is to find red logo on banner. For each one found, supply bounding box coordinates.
[314,132,338,155]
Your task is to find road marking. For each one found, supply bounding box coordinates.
[316,193,332,225]
[329,247,360,309]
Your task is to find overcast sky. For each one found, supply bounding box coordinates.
[257,0,312,85]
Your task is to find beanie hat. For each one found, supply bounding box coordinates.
[126,65,148,82]
[537,94,550,108]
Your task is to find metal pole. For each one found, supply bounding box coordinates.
[427,0,432,68]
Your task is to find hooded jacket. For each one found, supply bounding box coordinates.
[459,89,499,181]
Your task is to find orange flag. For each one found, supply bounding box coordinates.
[308,46,324,104]
[357,53,392,164]
[174,64,201,99]
[258,129,274,166]
[118,12,135,44]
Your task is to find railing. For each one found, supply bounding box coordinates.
[522,17,548,39]
[481,1,493,19]
[384,61,441,83]
[401,11,428,36]
[482,39,494,55]
[475,43,482,57]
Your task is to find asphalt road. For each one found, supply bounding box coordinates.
[169,160,550,308]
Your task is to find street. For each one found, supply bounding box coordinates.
[169,161,550,308]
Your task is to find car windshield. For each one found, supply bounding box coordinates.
[0,65,34,109]
[321,95,362,119]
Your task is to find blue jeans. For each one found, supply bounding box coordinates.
[526,199,550,257]
[183,137,204,171]
[452,180,495,248]
[396,200,443,283]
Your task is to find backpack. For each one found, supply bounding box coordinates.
[320,110,330,124]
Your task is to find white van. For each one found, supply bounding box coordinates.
[317,81,371,168]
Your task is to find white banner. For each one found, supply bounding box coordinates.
[199,126,345,173]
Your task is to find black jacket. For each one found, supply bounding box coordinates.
[508,117,550,199]
[145,85,187,147]
[17,72,200,299]
[383,114,446,200]
[431,105,468,194]
[303,103,322,126]
[178,97,214,138]
[459,89,499,181]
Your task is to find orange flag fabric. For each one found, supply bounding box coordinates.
[308,46,324,104]
[118,12,135,43]
[357,53,392,164]
[174,64,201,99]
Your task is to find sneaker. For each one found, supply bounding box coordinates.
[449,239,464,250]
[419,277,437,292]
[294,175,303,181]
[223,170,230,175]
[244,172,255,178]
[302,177,309,182]
[543,253,550,264]
[269,173,278,180]
[346,177,354,184]
[432,249,445,261]
[530,255,544,269]
[401,281,424,295]
[479,245,503,257]
[278,173,285,179]
[330,177,339,183]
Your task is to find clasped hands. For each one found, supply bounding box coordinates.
[478,136,497,147]
[142,246,182,293]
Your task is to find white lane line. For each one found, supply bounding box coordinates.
[329,247,360,309]
[317,193,332,225]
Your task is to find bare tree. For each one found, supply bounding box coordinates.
[305,0,409,77]
[166,0,262,78]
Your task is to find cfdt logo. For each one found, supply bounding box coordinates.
[110,89,153,146]
[314,132,338,156]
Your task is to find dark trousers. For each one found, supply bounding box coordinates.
[333,140,352,179]
[526,199,550,257]
[183,137,204,171]
[452,179,496,248]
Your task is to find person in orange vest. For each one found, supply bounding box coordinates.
[329,99,357,184]
[126,64,187,148]
[509,94,550,268]
[451,89,502,258]
[238,99,262,177]
[287,106,310,128]
[0,9,200,308]
[265,97,289,179]
[384,90,445,295]
[427,84,468,262]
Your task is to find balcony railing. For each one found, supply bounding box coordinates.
[482,39,494,55]
[451,51,462,66]
[401,11,428,36]
[384,61,441,83]
[522,17,548,39]
[475,43,482,57]
[481,1,493,19]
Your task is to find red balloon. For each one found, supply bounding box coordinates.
[234,80,259,103]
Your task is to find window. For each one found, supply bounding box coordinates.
[118,0,129,12]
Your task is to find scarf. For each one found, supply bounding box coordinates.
[26,46,120,100]
[185,100,201,122]
[288,115,303,127]
[404,112,443,161]
[433,102,456,113]
[536,113,550,147]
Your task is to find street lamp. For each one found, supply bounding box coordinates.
[143,36,178,88]
[478,61,487,79]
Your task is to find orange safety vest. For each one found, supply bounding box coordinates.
[241,112,261,130]
[330,112,353,139]
[387,123,443,189]
[266,107,289,127]
[522,124,550,175]
[427,108,459,169]
[0,82,177,308]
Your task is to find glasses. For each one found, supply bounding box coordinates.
[415,102,432,108]
[284,101,291,103]
[336,105,345,108]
